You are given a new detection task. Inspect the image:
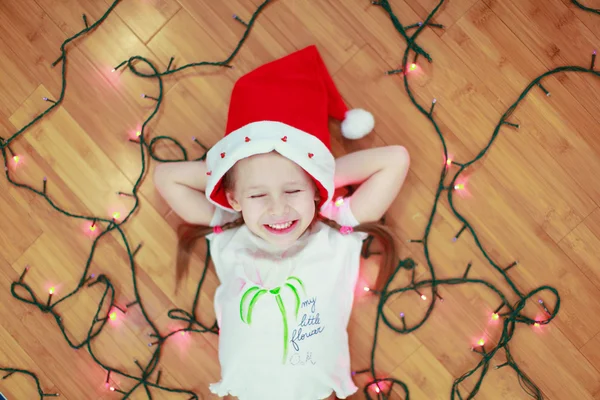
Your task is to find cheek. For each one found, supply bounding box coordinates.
[240,199,265,223]
[291,194,316,215]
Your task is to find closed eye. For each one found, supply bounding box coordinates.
[286,190,302,194]
[249,194,266,199]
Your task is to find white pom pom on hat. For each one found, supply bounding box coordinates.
[341,108,375,139]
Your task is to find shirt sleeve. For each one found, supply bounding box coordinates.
[319,196,369,240]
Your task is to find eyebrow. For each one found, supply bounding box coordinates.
[245,181,304,191]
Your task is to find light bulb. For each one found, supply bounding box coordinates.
[478,338,485,346]
[446,158,452,166]
[136,131,141,137]
[420,294,427,300]
[113,212,120,219]
[13,155,19,163]
[49,287,55,295]
[335,197,344,207]
[109,311,117,321]
[363,286,370,292]
[534,322,540,327]
[491,313,499,320]
[454,183,464,190]
[410,63,417,70]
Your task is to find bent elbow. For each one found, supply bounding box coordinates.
[153,164,173,197]
[391,145,410,170]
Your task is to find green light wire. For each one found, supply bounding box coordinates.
[0,0,598,399]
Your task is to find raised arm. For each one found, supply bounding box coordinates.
[153,161,216,226]
[334,146,409,224]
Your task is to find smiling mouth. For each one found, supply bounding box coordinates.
[263,220,299,235]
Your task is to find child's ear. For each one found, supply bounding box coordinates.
[226,191,242,212]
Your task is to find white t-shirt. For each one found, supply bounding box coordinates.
[206,197,368,400]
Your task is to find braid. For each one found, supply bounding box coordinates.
[175,217,245,292]
[317,214,398,293]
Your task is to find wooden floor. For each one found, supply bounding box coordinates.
[1,0,599,399]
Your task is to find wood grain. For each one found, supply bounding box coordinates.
[1,0,599,399]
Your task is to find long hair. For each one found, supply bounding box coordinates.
[175,172,398,293]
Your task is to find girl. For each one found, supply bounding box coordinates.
[154,45,410,400]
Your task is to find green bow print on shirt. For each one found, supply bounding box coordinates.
[239,276,306,363]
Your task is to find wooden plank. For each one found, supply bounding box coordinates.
[0,43,39,119]
[0,316,57,399]
[243,0,365,74]
[35,0,118,38]
[559,0,600,43]
[484,0,600,127]
[559,208,600,294]
[0,259,105,399]
[404,0,480,32]
[581,333,600,380]
[0,0,67,97]
[443,2,600,238]
[178,0,297,78]
[102,0,181,44]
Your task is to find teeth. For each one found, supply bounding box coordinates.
[268,221,293,230]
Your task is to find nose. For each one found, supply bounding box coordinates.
[269,195,289,217]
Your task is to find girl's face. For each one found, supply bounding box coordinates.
[225,151,320,249]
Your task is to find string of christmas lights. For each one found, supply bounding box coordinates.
[0,0,598,399]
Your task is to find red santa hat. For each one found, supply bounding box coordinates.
[205,45,374,211]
